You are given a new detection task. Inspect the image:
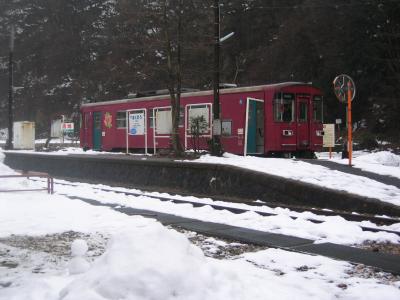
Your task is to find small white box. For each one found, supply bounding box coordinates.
[13,121,35,150]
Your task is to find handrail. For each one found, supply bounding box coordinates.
[0,171,54,194]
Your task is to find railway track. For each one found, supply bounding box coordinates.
[31,178,400,237]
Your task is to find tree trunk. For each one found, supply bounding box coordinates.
[163,0,183,156]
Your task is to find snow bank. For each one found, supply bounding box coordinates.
[56,183,399,245]
[71,239,89,257]
[355,151,400,167]
[60,224,400,300]
[0,192,154,237]
[60,225,235,300]
[191,153,400,206]
[318,151,400,179]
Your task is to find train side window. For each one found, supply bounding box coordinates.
[179,106,184,127]
[222,120,232,136]
[274,93,294,122]
[149,109,154,128]
[313,96,323,122]
[188,105,210,133]
[116,111,126,128]
[155,108,172,134]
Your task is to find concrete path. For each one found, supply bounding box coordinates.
[300,159,400,189]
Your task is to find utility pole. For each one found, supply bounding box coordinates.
[6,25,15,150]
[211,0,222,156]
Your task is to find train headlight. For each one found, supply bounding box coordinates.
[282,130,294,136]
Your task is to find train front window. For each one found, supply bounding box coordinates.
[313,96,323,122]
[298,102,307,122]
[274,93,294,122]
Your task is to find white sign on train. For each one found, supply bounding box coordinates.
[128,112,145,135]
[323,124,335,148]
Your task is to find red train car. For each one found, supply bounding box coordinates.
[80,82,324,156]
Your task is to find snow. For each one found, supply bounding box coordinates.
[2,149,400,245]
[70,240,88,257]
[68,256,90,275]
[54,181,400,245]
[317,151,400,179]
[192,152,400,207]
[0,151,400,299]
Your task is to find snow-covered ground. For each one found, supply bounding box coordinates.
[52,180,400,245]
[0,138,78,148]
[1,152,400,299]
[192,152,400,207]
[317,150,400,179]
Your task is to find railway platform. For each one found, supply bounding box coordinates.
[3,151,400,217]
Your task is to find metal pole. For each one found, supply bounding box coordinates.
[153,109,156,155]
[61,115,65,146]
[347,82,352,166]
[212,0,222,156]
[244,99,250,156]
[144,109,148,155]
[6,26,15,150]
[126,111,129,154]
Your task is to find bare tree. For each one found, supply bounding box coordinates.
[162,0,184,156]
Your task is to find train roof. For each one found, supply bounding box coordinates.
[81,82,318,108]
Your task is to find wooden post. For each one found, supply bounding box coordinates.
[347,81,352,166]
[329,147,332,159]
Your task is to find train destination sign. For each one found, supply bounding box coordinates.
[128,111,145,135]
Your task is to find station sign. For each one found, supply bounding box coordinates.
[63,122,74,134]
[323,124,335,148]
[128,111,145,135]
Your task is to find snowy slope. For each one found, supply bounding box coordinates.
[192,152,400,207]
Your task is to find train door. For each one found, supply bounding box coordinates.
[93,111,102,150]
[245,98,264,155]
[296,95,310,148]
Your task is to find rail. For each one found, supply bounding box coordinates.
[0,171,54,194]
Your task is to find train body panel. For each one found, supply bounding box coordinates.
[80,83,324,155]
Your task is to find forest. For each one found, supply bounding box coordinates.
[0,0,399,145]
